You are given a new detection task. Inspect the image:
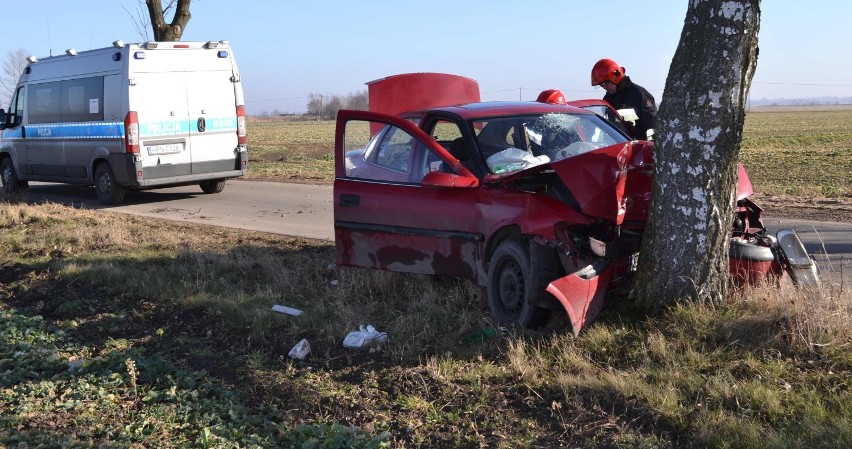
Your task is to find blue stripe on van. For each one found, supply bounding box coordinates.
[23,122,124,140]
[202,117,237,132]
[140,120,191,136]
[1,128,24,139]
[0,117,236,141]
[140,117,236,136]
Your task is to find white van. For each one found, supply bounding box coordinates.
[0,40,248,204]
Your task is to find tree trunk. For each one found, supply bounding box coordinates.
[146,0,192,41]
[632,0,760,312]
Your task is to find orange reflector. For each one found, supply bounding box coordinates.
[174,44,190,48]
[137,171,142,177]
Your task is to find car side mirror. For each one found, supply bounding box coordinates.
[0,109,6,130]
[421,171,479,189]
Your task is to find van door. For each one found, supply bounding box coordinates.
[185,70,239,174]
[133,71,193,179]
[25,81,66,177]
[1,86,29,175]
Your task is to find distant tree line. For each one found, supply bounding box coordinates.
[306,91,369,120]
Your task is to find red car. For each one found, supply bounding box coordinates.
[333,100,818,334]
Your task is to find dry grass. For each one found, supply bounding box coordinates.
[3,200,851,447]
[503,281,851,448]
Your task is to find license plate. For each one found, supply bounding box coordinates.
[147,143,183,155]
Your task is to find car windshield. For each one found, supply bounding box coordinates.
[471,112,628,174]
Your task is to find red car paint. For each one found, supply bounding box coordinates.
[334,100,817,334]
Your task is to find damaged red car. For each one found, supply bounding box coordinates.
[333,100,818,334]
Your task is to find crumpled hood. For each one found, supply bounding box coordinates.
[497,141,654,224]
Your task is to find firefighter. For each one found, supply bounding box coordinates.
[591,58,657,141]
[536,89,567,104]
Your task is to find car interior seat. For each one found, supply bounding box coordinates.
[448,137,477,175]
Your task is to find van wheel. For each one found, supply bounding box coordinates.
[486,240,551,328]
[199,179,226,194]
[95,163,126,205]
[1,157,29,194]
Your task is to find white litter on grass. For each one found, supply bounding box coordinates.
[343,324,388,352]
[330,279,339,286]
[288,338,311,360]
[271,304,304,316]
[67,359,87,371]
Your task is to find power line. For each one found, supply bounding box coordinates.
[753,81,852,87]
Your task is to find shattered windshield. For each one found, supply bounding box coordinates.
[472,113,628,174]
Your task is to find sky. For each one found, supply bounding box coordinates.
[3,1,851,114]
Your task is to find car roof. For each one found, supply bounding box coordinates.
[403,101,594,120]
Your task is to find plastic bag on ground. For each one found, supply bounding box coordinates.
[288,338,311,360]
[342,324,388,351]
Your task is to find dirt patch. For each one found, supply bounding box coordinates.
[749,193,852,223]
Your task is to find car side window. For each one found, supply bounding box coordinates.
[372,126,412,173]
[344,121,414,183]
[423,119,474,176]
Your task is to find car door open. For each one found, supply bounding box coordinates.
[333,110,482,278]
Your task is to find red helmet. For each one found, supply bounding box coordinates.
[591,59,625,86]
[536,89,567,104]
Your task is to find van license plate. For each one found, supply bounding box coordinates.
[147,143,183,155]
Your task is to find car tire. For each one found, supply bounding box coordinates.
[1,157,29,194]
[486,239,551,328]
[94,162,126,205]
[199,179,226,194]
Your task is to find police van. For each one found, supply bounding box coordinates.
[0,40,248,204]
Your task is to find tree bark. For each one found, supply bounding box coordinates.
[632,0,760,312]
[146,0,192,41]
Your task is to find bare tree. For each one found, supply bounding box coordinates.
[632,0,761,311]
[124,2,152,41]
[145,0,193,41]
[307,93,324,119]
[323,96,343,121]
[1,48,29,109]
[345,90,369,111]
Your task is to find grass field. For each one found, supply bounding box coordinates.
[1,106,850,447]
[740,106,852,198]
[246,107,852,198]
[1,199,850,447]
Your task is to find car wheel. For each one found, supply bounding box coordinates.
[94,163,126,205]
[199,179,226,194]
[1,157,29,194]
[486,240,551,328]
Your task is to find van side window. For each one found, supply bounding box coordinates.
[61,77,104,122]
[27,76,105,124]
[28,82,61,124]
[7,86,25,126]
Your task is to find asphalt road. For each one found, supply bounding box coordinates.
[25,180,335,241]
[22,180,852,288]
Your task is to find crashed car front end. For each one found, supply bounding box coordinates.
[494,139,653,334]
[498,136,817,334]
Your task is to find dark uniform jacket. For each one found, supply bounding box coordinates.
[603,76,657,140]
